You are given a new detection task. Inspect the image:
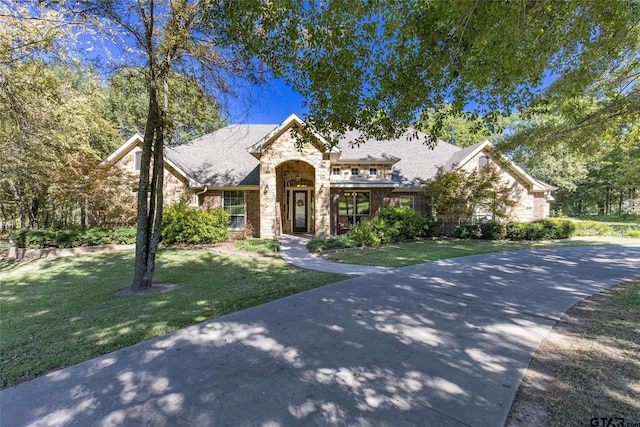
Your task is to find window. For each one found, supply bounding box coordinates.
[223,190,245,229]
[350,167,359,176]
[134,151,142,171]
[399,196,414,209]
[478,155,489,172]
[332,167,341,176]
[369,168,377,177]
[338,191,370,225]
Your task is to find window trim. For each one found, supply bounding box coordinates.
[134,151,142,171]
[369,167,378,177]
[350,167,359,176]
[332,167,341,176]
[338,191,371,225]
[223,190,246,229]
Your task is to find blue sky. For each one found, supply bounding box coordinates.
[226,78,307,125]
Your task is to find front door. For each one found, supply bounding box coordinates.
[293,190,307,233]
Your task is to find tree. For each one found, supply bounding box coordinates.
[422,166,516,228]
[54,0,267,290]
[0,3,121,229]
[106,68,226,143]
[417,104,495,148]
[250,0,639,145]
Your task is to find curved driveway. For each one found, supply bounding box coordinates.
[1,245,639,426]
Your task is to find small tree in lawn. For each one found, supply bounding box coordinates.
[422,165,516,230]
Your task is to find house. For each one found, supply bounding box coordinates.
[105,114,554,238]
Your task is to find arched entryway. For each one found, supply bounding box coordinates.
[276,160,315,234]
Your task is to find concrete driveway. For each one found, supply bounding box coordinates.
[1,245,639,426]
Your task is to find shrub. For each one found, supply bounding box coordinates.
[24,230,56,249]
[83,227,114,246]
[376,207,425,241]
[455,224,481,239]
[348,218,391,246]
[627,228,640,238]
[550,219,576,239]
[112,226,137,244]
[162,203,230,244]
[506,219,575,241]
[506,222,528,240]
[55,229,83,248]
[12,229,29,248]
[480,222,506,240]
[420,215,443,238]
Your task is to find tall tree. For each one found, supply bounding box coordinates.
[56,0,267,290]
[106,67,226,143]
[0,3,119,228]
[249,0,640,144]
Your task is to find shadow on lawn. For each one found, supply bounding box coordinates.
[1,246,638,426]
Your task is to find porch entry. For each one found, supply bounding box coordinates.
[293,190,308,233]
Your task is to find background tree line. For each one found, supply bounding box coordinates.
[0,4,224,232]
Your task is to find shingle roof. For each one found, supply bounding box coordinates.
[335,129,460,188]
[165,124,275,186]
[165,123,480,189]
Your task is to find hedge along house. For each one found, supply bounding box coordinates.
[106,114,554,239]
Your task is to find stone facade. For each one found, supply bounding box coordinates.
[460,150,549,223]
[258,127,331,239]
[113,145,191,207]
[106,123,552,240]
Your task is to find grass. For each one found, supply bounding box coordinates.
[235,238,281,254]
[320,238,616,268]
[0,248,345,388]
[508,279,640,425]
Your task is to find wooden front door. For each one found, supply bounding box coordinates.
[293,190,308,233]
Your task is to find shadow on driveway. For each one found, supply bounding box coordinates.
[1,246,639,426]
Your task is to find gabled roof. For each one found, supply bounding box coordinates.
[108,114,553,192]
[104,133,143,164]
[166,124,275,187]
[446,140,555,192]
[247,113,335,158]
[334,129,459,188]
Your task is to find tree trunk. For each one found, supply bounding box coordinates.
[131,78,161,291]
[131,73,168,291]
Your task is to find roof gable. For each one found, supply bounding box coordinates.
[104,133,143,164]
[247,114,332,157]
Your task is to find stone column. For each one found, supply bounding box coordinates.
[315,159,331,237]
[259,164,277,239]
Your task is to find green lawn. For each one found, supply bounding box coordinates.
[320,238,618,267]
[0,249,345,388]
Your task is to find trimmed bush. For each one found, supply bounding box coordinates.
[506,219,575,241]
[455,224,481,239]
[376,207,425,241]
[480,222,506,240]
[112,226,137,244]
[54,229,83,248]
[161,203,230,244]
[83,227,114,246]
[506,222,528,240]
